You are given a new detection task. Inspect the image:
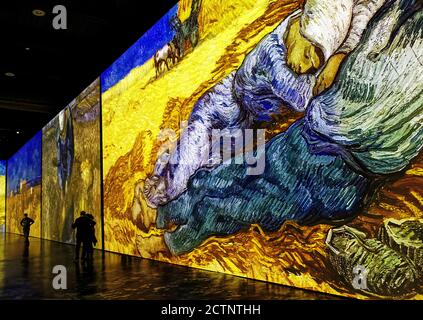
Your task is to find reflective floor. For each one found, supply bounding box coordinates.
[0,233,339,300]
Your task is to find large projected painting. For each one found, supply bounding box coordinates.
[42,79,102,246]
[0,161,5,232]
[101,0,423,299]
[6,132,42,237]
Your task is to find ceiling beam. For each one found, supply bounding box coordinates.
[0,99,52,113]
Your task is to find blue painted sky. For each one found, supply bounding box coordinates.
[7,131,42,195]
[101,4,178,92]
[0,160,5,176]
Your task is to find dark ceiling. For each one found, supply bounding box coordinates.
[0,0,178,159]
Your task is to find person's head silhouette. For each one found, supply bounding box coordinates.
[80,211,86,216]
[24,213,28,217]
[86,213,94,220]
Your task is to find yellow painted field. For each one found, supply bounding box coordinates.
[102,0,422,299]
[6,184,42,237]
[102,0,302,176]
[0,175,5,227]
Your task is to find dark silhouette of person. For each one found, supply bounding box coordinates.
[20,213,34,242]
[85,213,97,261]
[72,211,95,261]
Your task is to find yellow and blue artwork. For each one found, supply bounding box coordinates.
[6,132,42,237]
[0,160,6,232]
[101,0,422,299]
[42,80,102,246]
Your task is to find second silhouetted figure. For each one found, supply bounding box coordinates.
[72,211,96,261]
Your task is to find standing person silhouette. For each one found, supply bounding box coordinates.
[72,211,94,261]
[20,213,34,242]
[85,213,97,261]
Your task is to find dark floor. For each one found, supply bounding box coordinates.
[0,233,339,300]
